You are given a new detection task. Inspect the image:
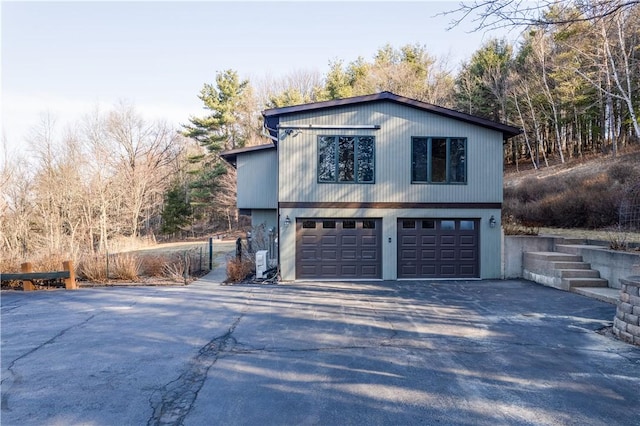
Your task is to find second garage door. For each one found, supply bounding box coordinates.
[398,218,479,279]
[296,218,382,279]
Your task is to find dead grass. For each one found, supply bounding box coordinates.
[78,254,108,283]
[163,260,188,283]
[538,227,640,244]
[110,253,142,281]
[140,255,167,277]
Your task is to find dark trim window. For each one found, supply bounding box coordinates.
[412,137,467,184]
[318,136,375,183]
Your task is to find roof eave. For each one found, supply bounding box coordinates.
[219,143,276,168]
[262,91,522,141]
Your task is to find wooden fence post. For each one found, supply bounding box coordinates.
[63,260,76,290]
[21,262,34,291]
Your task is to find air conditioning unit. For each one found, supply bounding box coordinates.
[255,250,268,279]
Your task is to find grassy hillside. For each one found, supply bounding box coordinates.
[503,147,640,233]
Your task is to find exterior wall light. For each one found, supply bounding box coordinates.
[284,215,291,228]
[489,215,497,228]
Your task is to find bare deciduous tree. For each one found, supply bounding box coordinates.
[444,0,640,31]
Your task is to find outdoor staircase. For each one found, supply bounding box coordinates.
[523,241,619,304]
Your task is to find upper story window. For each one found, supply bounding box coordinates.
[318,136,375,183]
[412,137,467,184]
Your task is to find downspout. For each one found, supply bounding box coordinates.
[262,116,282,279]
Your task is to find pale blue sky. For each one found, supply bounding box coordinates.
[1,1,516,155]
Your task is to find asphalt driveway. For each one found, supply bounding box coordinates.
[2,273,639,426]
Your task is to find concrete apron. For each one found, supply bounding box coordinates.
[2,277,639,426]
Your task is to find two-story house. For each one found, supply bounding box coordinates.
[221,92,521,281]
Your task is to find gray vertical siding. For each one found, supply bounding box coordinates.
[237,149,278,209]
[278,102,503,203]
[250,209,277,231]
[265,100,508,281]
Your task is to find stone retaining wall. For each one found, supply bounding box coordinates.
[613,276,640,346]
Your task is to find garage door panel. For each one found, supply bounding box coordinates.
[361,265,379,277]
[300,265,318,275]
[440,235,456,246]
[297,219,381,279]
[321,265,338,275]
[361,249,377,260]
[459,265,476,275]
[441,249,456,260]
[440,265,456,276]
[459,249,476,260]
[342,249,357,260]
[398,219,479,279]
[460,235,476,245]
[302,235,317,244]
[321,235,337,245]
[421,236,437,245]
[361,235,378,246]
[401,265,417,276]
[402,249,417,260]
[341,235,357,246]
[420,249,436,260]
[420,265,437,275]
[301,249,317,259]
[340,265,357,276]
[321,249,337,260]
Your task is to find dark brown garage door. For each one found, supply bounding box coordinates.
[398,219,479,279]
[296,218,382,279]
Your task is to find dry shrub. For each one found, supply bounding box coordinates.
[110,253,142,281]
[140,255,167,277]
[606,227,630,251]
[226,255,254,283]
[163,261,187,282]
[32,253,68,272]
[502,215,539,236]
[505,171,623,229]
[608,163,639,184]
[516,176,565,204]
[78,254,108,282]
[0,254,22,274]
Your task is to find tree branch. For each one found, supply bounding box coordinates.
[440,0,640,31]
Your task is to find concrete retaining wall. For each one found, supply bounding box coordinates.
[503,235,640,288]
[502,235,555,279]
[573,248,640,290]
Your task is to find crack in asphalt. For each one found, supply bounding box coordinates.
[1,313,97,412]
[146,290,252,426]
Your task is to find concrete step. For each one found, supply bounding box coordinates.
[524,252,582,262]
[560,238,587,244]
[555,244,607,256]
[558,269,601,279]
[562,277,609,289]
[550,261,591,270]
[572,287,619,304]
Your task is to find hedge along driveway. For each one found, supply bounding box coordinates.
[1,277,639,426]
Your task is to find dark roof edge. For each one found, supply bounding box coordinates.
[262,91,522,140]
[219,143,276,168]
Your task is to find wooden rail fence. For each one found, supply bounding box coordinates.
[1,261,77,291]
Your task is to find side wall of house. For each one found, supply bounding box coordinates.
[237,149,278,209]
[277,101,504,204]
[250,209,277,232]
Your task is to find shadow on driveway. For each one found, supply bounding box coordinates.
[2,278,639,425]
